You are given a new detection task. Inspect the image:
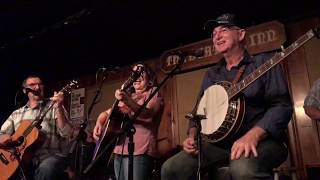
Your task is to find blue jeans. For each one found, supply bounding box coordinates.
[161,139,288,180]
[114,154,153,180]
[33,154,69,180]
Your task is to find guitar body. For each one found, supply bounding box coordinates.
[0,120,39,180]
[92,108,128,166]
[197,81,245,143]
[91,72,142,167]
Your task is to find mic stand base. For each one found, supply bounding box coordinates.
[69,122,88,180]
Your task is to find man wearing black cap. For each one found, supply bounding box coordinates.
[161,13,293,180]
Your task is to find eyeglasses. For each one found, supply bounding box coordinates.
[211,26,241,39]
[26,82,43,87]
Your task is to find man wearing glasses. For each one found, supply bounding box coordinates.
[161,13,293,180]
[0,75,74,180]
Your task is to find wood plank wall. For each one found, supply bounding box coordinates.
[285,17,320,180]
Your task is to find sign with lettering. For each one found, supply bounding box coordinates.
[160,21,286,73]
[70,88,85,123]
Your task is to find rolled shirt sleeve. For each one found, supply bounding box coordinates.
[55,106,74,138]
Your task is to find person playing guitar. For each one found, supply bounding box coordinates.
[93,63,163,180]
[0,75,76,180]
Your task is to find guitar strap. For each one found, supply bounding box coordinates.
[232,65,246,84]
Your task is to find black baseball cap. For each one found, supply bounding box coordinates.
[204,13,243,31]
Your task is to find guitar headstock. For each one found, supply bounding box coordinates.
[60,80,79,94]
[313,27,320,39]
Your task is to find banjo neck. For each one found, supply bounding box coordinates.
[227,28,319,99]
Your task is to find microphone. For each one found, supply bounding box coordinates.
[170,49,204,58]
[97,67,120,77]
[98,66,121,73]
[100,67,107,72]
[185,113,207,121]
[24,88,40,96]
[130,66,144,79]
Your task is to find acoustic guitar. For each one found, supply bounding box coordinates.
[0,80,78,180]
[91,67,143,167]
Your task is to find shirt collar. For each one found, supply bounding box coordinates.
[23,100,46,110]
[218,50,253,68]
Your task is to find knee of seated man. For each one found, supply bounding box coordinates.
[36,163,69,180]
[37,156,66,173]
[161,154,188,176]
[161,158,177,176]
[35,165,55,178]
[229,157,257,178]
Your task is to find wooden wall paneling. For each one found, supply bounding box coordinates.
[292,74,319,158]
[301,23,320,177]
[288,70,311,175]
[286,17,320,179]
[305,38,320,83]
[156,76,179,158]
[174,68,208,144]
[172,75,181,145]
[286,38,309,180]
[277,59,302,178]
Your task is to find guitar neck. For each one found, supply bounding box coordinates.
[22,101,55,137]
[228,29,317,99]
[109,99,120,116]
[22,80,78,138]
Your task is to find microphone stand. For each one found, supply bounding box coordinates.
[196,119,202,180]
[70,70,108,179]
[185,82,207,180]
[186,114,206,180]
[84,54,186,179]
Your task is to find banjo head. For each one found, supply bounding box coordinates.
[196,84,229,135]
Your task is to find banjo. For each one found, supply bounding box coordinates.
[196,28,320,143]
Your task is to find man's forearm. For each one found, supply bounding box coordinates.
[246,126,268,142]
[56,105,69,130]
